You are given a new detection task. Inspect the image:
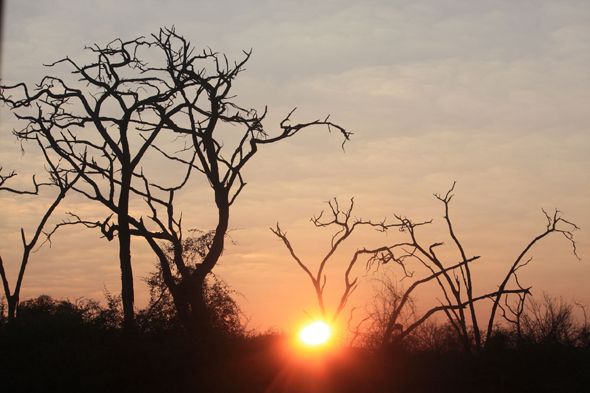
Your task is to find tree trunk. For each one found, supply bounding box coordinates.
[118,170,135,331]
[7,295,17,321]
[184,188,230,334]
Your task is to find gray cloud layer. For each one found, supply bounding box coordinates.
[1,0,588,330]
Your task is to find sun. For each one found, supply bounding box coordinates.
[299,321,331,345]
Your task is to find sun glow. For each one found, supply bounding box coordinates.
[299,321,331,345]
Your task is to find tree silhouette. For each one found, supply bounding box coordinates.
[367,184,579,352]
[0,159,81,321]
[0,27,349,332]
[272,198,402,326]
[276,184,579,353]
[139,229,247,337]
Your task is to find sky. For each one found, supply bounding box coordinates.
[0,0,589,334]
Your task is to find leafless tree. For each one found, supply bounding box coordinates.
[0,155,81,320]
[504,292,579,346]
[0,33,176,330]
[364,183,579,353]
[271,198,401,326]
[350,271,417,349]
[271,194,481,347]
[1,27,349,332]
[276,184,579,353]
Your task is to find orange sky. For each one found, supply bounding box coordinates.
[1,0,589,334]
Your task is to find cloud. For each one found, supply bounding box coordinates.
[1,0,588,330]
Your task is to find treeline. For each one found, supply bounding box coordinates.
[0,288,256,393]
[1,292,589,393]
[0,277,245,337]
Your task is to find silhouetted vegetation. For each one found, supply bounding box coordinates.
[279,184,579,355]
[0,166,81,321]
[1,26,587,392]
[1,291,589,392]
[0,27,349,332]
[136,229,248,337]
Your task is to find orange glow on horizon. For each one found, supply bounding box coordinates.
[299,321,331,346]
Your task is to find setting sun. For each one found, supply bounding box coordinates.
[299,321,331,345]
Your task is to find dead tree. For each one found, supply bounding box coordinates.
[271,198,400,326]
[275,185,578,353]
[122,29,349,333]
[1,27,350,333]
[0,34,176,330]
[365,183,579,353]
[0,154,81,320]
[270,196,477,339]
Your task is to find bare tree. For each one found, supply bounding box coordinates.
[350,271,417,349]
[0,155,81,320]
[1,27,350,333]
[364,183,579,353]
[0,33,179,330]
[271,198,400,326]
[504,292,580,347]
[271,195,479,345]
[128,29,349,333]
[275,184,579,353]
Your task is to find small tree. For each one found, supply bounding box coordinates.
[348,271,417,349]
[504,292,579,347]
[0,160,81,321]
[272,198,402,326]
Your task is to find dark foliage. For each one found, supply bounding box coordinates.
[136,273,247,337]
[1,294,589,392]
[137,229,248,337]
